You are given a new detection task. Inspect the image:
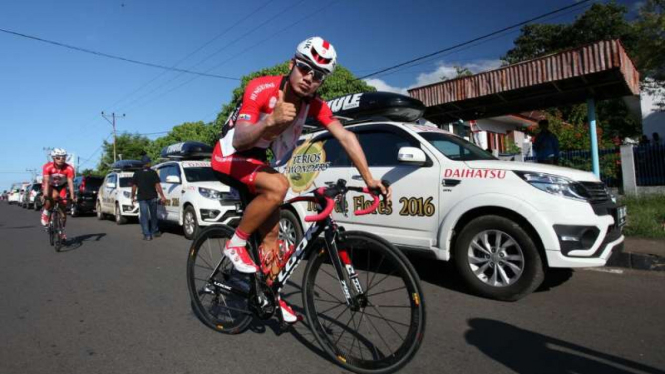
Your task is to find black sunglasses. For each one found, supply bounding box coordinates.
[294,59,327,82]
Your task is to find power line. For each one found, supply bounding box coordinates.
[357,0,593,80]
[120,0,338,115]
[106,0,276,112]
[0,27,240,81]
[117,0,310,114]
[372,1,593,80]
[79,133,114,168]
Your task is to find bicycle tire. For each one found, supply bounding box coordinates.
[302,231,426,374]
[53,210,62,252]
[187,225,253,334]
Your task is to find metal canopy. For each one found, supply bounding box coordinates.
[408,39,640,124]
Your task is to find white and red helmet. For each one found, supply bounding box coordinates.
[51,148,67,158]
[295,37,337,75]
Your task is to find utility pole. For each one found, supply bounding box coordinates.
[25,168,37,182]
[101,112,126,163]
[42,147,53,161]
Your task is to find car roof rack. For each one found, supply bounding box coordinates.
[161,141,213,160]
[111,160,144,171]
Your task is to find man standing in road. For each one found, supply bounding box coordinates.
[131,155,167,241]
[533,119,560,165]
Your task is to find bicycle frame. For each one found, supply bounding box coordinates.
[206,187,377,317]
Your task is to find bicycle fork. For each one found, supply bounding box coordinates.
[324,228,366,311]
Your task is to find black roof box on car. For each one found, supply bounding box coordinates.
[326,91,426,124]
[160,141,213,160]
[111,160,144,171]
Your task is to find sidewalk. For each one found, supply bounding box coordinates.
[606,237,665,272]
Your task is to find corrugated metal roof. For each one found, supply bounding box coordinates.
[408,39,640,123]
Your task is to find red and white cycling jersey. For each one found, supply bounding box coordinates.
[218,75,336,165]
[42,162,75,187]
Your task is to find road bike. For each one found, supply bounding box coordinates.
[46,197,68,252]
[187,179,426,374]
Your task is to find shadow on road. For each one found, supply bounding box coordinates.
[1,225,38,230]
[466,318,664,374]
[61,233,107,252]
[406,253,575,299]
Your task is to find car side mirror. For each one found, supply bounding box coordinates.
[398,147,427,164]
[106,182,116,189]
[166,175,181,184]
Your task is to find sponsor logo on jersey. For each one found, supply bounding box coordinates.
[250,82,276,101]
[238,114,252,121]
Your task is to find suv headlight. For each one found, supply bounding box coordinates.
[123,191,131,198]
[514,171,589,201]
[199,187,223,200]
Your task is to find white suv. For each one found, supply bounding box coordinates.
[96,160,142,224]
[153,142,239,239]
[280,92,625,301]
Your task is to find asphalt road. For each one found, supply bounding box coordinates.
[1,202,664,374]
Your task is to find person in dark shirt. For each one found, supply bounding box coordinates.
[131,155,167,240]
[533,119,560,165]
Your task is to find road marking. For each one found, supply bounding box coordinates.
[582,267,624,275]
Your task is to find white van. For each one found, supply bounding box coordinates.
[96,160,142,224]
[279,92,625,301]
[153,142,239,239]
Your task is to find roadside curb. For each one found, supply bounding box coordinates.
[606,251,665,272]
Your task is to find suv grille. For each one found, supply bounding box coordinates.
[580,182,611,203]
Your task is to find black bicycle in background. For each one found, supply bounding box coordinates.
[187,179,426,374]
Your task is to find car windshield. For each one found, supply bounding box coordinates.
[420,132,496,161]
[85,178,103,190]
[183,167,217,182]
[119,177,133,188]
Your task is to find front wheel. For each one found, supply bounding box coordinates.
[302,231,426,374]
[115,203,127,225]
[453,215,545,302]
[187,225,253,334]
[183,206,199,240]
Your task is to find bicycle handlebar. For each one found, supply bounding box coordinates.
[297,179,389,222]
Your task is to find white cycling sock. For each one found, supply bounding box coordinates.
[228,233,247,248]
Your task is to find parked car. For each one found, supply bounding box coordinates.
[96,160,142,224]
[279,92,625,301]
[33,190,44,211]
[7,183,22,204]
[153,142,240,239]
[21,183,41,209]
[70,176,104,217]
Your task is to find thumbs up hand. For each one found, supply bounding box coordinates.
[265,90,296,138]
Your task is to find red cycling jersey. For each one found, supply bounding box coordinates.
[43,162,75,188]
[213,75,336,193]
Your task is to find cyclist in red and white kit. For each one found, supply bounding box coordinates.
[212,37,390,323]
[41,148,76,239]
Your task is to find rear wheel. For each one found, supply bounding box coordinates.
[453,215,544,302]
[279,209,302,250]
[187,225,253,334]
[96,201,104,220]
[303,231,426,374]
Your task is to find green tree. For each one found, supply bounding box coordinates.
[147,121,217,160]
[633,0,665,108]
[96,133,151,175]
[212,61,376,133]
